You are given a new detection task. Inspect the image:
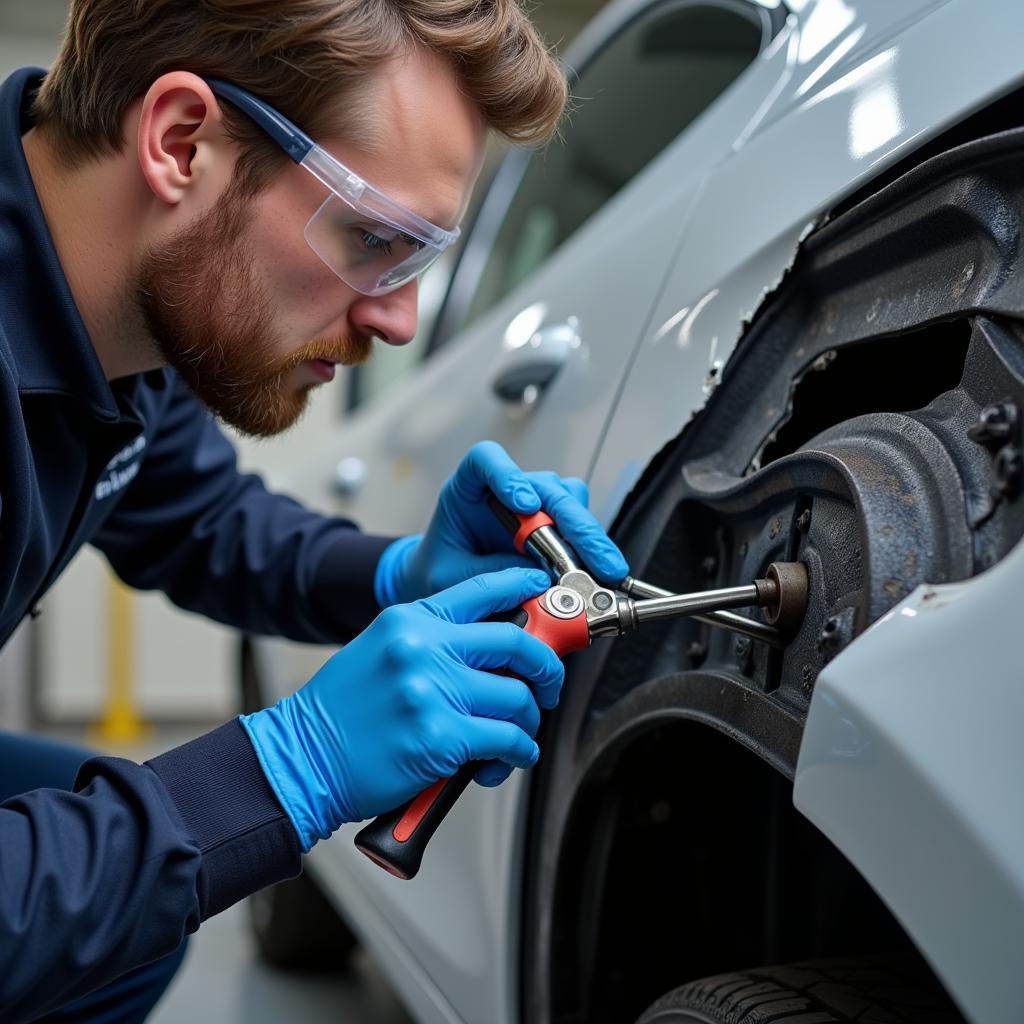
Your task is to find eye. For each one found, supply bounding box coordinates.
[360,230,393,256]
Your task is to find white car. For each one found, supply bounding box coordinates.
[243,1,1024,1021]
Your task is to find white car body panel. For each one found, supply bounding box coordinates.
[255,2,1024,1021]
[590,0,1024,521]
[291,23,802,1024]
[794,534,1024,1024]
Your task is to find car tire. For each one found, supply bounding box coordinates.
[633,958,964,1024]
[248,869,359,972]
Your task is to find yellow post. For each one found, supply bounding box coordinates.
[90,572,150,745]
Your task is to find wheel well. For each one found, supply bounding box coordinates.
[526,95,1024,1024]
[758,318,972,470]
[550,720,927,1024]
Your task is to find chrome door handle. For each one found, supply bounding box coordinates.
[334,456,368,498]
[491,319,580,406]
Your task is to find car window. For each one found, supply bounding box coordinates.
[457,1,765,332]
[346,0,768,413]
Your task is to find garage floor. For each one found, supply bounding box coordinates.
[149,900,413,1024]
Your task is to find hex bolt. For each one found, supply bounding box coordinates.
[591,591,613,611]
[968,402,1023,501]
[994,446,1023,497]
[968,403,1016,449]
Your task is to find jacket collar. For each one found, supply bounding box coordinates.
[0,67,123,422]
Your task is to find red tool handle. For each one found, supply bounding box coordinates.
[485,495,555,554]
[354,594,590,879]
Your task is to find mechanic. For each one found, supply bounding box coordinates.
[0,2,632,1021]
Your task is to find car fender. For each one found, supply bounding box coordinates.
[794,531,1024,1024]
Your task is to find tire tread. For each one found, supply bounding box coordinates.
[635,958,964,1024]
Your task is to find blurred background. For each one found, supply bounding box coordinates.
[0,0,608,736]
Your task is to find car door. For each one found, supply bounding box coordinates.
[299,4,799,1023]
[304,0,788,532]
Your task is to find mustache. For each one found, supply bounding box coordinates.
[280,334,374,372]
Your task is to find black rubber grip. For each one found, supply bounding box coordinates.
[487,494,522,537]
[354,761,477,880]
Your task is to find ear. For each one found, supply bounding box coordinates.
[137,72,229,206]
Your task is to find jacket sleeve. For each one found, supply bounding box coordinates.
[91,375,394,643]
[0,720,301,1023]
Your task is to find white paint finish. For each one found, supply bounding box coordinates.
[302,152,706,533]
[312,776,530,1024]
[589,0,1024,523]
[795,536,1024,1024]
[307,836,469,1024]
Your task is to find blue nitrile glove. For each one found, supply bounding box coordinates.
[241,567,564,851]
[374,440,629,608]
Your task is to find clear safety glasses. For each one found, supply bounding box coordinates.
[206,79,460,296]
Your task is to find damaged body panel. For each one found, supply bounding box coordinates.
[588,0,1024,524]
[527,50,1024,1024]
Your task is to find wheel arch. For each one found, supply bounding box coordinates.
[522,90,1024,1024]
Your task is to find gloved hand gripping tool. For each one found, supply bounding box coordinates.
[354,500,808,879]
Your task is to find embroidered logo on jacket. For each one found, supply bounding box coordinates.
[95,436,147,500]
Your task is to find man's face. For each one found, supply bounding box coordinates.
[137,49,487,437]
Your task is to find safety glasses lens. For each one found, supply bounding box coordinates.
[304,194,443,296]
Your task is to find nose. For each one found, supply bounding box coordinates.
[348,279,419,346]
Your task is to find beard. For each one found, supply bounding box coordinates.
[135,185,372,437]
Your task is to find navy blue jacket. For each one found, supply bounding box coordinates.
[1,67,393,1020]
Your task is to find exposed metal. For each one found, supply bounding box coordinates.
[541,587,585,620]
[632,583,761,623]
[762,561,808,631]
[525,525,581,580]
[620,575,784,645]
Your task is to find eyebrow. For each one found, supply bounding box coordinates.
[206,78,461,241]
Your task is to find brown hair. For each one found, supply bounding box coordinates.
[32,0,567,189]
